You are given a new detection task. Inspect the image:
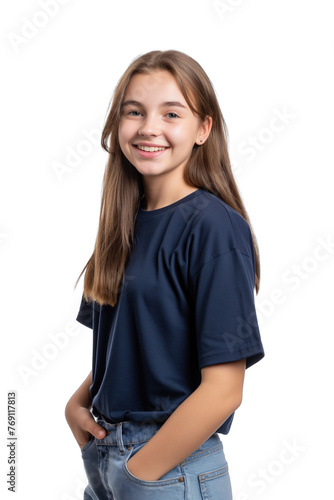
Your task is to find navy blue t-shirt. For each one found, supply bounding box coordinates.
[76,188,265,434]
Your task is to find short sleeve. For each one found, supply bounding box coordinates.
[189,246,265,370]
[76,293,93,329]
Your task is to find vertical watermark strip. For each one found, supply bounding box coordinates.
[7,391,17,492]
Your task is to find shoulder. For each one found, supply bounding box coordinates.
[186,190,255,277]
[189,190,253,255]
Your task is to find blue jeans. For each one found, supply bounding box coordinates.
[81,414,233,499]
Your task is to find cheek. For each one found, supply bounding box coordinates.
[169,125,197,148]
[118,121,134,146]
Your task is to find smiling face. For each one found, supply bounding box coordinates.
[118,70,209,181]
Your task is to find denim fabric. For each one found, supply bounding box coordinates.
[81,415,232,499]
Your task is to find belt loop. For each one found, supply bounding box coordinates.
[116,423,125,453]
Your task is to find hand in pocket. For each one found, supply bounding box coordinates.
[65,403,107,449]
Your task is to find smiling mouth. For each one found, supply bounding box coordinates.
[132,144,170,158]
[135,145,169,152]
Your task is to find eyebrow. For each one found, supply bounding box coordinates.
[121,100,187,109]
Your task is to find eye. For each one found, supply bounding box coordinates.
[128,110,142,116]
[166,112,179,119]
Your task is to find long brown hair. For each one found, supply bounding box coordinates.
[74,50,261,307]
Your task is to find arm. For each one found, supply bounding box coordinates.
[66,370,93,409]
[65,371,106,448]
[127,358,246,481]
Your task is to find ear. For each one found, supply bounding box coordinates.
[195,115,213,145]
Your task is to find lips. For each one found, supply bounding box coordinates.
[134,143,170,152]
[137,145,166,152]
[133,144,169,158]
[134,143,169,148]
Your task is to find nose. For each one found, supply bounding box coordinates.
[138,113,161,136]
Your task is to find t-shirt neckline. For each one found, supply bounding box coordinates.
[137,188,203,218]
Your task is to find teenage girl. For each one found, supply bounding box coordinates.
[65,50,265,500]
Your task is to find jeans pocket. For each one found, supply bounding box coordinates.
[120,442,185,497]
[80,434,95,457]
[199,463,233,500]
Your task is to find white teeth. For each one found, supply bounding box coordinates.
[137,145,166,152]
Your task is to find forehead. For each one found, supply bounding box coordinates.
[124,70,187,104]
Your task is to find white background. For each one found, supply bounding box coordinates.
[1,0,333,498]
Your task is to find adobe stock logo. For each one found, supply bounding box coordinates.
[222,312,260,355]
[60,477,87,500]
[7,0,72,53]
[236,438,307,498]
[52,121,104,183]
[255,234,334,325]
[237,106,296,163]
[17,321,81,386]
[177,191,210,224]
[212,0,246,21]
